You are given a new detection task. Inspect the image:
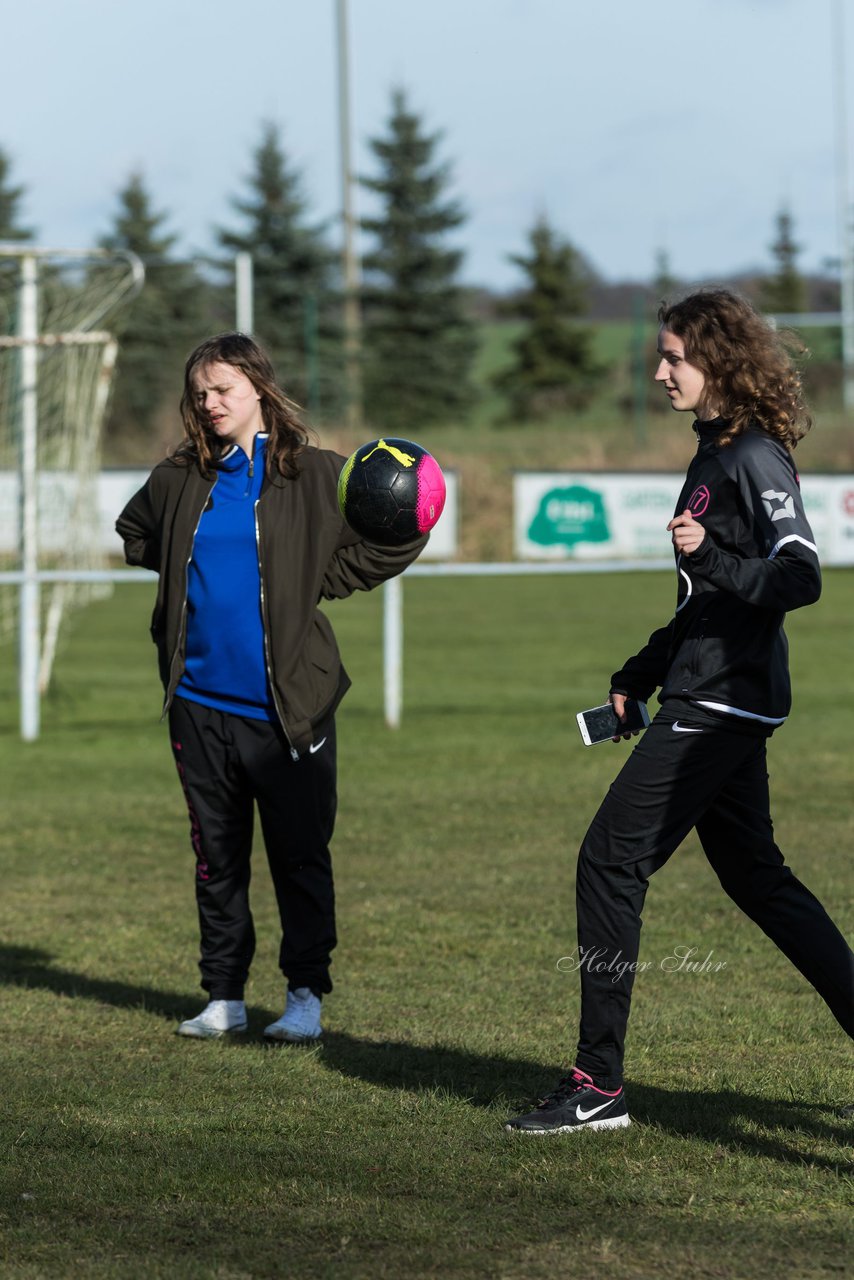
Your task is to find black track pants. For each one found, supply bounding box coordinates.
[169,697,337,1000]
[574,708,854,1089]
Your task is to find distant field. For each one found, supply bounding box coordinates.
[317,316,854,561]
[0,574,851,1278]
[463,317,846,438]
[97,314,853,564]
[106,314,852,483]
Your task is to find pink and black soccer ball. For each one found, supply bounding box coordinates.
[337,438,446,546]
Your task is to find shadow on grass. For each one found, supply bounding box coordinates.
[0,943,210,1023]
[317,1031,853,1172]
[1,943,850,1171]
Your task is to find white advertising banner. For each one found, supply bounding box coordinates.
[0,468,460,560]
[514,472,854,566]
[421,469,458,560]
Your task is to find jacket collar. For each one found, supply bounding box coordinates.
[218,433,269,471]
[693,417,728,447]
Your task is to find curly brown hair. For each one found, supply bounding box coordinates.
[658,288,812,449]
[174,332,311,478]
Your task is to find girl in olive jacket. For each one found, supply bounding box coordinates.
[117,332,426,1042]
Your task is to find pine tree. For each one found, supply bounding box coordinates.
[360,89,478,431]
[0,148,33,327]
[493,217,599,419]
[217,122,339,409]
[761,207,806,315]
[652,248,678,306]
[98,172,206,452]
[0,147,33,241]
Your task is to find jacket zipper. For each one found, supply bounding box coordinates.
[254,497,300,761]
[161,476,218,718]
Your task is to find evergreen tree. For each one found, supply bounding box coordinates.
[217,122,338,409]
[761,206,806,315]
[0,147,33,327]
[98,172,206,451]
[0,147,33,241]
[0,148,34,330]
[652,248,677,306]
[493,217,599,419]
[360,89,478,431]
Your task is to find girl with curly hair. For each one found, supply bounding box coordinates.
[508,289,853,1134]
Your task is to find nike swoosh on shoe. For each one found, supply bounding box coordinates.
[576,1100,615,1121]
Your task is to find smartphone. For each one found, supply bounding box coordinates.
[576,698,650,746]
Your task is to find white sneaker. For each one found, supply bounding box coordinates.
[177,999,248,1039]
[263,987,322,1042]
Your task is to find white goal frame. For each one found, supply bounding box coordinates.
[0,561,672,741]
[0,245,144,740]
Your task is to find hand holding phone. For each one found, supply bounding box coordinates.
[576,697,650,746]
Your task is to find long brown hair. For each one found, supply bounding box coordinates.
[658,289,812,449]
[175,332,311,478]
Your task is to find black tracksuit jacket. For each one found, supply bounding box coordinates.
[611,420,821,729]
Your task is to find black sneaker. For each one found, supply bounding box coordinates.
[505,1067,630,1134]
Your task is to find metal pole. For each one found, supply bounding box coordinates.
[632,291,647,447]
[335,0,363,431]
[18,253,40,740]
[832,0,854,410]
[383,575,403,728]
[303,292,321,413]
[235,251,254,334]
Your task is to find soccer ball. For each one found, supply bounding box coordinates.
[337,438,446,546]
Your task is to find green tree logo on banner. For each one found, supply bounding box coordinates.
[528,485,610,549]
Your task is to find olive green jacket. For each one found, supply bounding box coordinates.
[116,446,427,756]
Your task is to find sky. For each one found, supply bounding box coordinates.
[0,0,851,291]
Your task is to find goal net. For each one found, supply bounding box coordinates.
[0,247,143,732]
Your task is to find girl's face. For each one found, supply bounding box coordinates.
[654,328,712,417]
[192,361,264,455]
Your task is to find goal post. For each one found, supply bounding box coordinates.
[0,245,144,740]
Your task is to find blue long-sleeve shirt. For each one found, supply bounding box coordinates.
[176,434,276,721]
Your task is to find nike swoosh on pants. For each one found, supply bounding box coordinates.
[671,722,703,734]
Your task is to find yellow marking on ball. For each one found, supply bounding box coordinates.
[361,439,416,468]
[338,452,357,513]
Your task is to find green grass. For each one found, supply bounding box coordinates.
[0,575,852,1278]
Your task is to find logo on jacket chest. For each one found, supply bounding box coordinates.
[686,484,710,517]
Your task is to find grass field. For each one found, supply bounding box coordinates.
[0,571,851,1278]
